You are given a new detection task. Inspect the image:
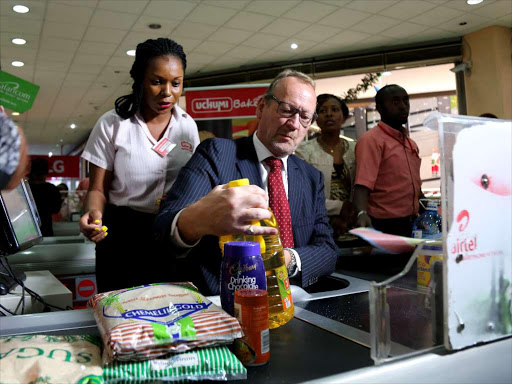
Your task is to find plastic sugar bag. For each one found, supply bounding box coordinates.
[88,283,243,363]
[0,334,103,384]
[102,345,247,383]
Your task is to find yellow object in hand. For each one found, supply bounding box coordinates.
[102,226,108,232]
[94,219,100,224]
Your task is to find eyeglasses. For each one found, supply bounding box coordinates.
[269,95,317,127]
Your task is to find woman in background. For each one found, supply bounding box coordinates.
[295,94,356,236]
[79,38,199,293]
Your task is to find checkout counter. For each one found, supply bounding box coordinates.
[1,113,511,383]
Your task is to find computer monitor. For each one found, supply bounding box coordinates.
[0,179,43,294]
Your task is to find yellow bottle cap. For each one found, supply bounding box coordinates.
[228,179,250,188]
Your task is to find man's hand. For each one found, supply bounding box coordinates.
[356,212,372,228]
[177,184,278,244]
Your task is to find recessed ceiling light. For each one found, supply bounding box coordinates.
[12,112,20,116]
[148,23,161,29]
[11,61,24,67]
[381,71,392,76]
[459,21,468,26]
[13,5,29,13]
[467,0,483,5]
[290,43,298,50]
[12,38,26,45]
[126,49,136,56]
[70,123,76,129]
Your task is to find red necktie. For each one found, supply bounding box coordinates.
[265,157,295,248]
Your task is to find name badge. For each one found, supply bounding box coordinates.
[152,138,176,157]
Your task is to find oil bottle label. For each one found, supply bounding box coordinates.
[275,265,292,310]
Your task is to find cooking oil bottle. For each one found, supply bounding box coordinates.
[219,178,294,329]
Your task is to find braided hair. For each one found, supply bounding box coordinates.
[115,38,187,119]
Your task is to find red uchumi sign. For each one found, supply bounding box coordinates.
[30,155,80,178]
[185,85,269,120]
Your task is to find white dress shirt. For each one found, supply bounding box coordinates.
[82,105,199,214]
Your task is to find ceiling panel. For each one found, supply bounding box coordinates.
[170,22,219,40]
[295,24,342,43]
[143,0,197,20]
[472,0,512,18]
[319,8,372,28]
[43,22,88,40]
[241,32,288,49]
[185,4,238,26]
[45,2,94,24]
[89,9,139,30]
[208,28,254,45]
[284,1,337,23]
[0,16,43,35]
[345,0,400,14]
[409,6,465,27]
[83,27,128,44]
[192,41,236,56]
[97,0,149,14]
[350,15,403,34]
[0,0,46,21]
[380,22,430,39]
[379,1,438,20]
[260,18,310,37]
[245,0,300,17]
[0,0,505,149]
[39,37,80,53]
[224,11,275,32]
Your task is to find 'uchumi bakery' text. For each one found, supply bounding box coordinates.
[192,97,261,114]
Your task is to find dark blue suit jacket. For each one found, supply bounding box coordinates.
[154,135,338,295]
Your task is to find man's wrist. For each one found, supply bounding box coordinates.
[285,248,298,277]
[177,203,204,244]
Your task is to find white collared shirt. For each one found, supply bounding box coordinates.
[82,105,199,214]
[252,131,289,197]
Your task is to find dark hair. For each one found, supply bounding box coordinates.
[316,94,349,119]
[115,38,187,119]
[30,158,49,177]
[479,113,498,119]
[375,84,405,107]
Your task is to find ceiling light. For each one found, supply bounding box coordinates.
[290,43,298,50]
[12,38,26,45]
[12,112,20,116]
[13,5,29,13]
[48,152,53,158]
[70,123,76,129]
[467,0,483,5]
[382,71,392,76]
[126,49,136,56]
[11,61,24,67]
[148,23,162,29]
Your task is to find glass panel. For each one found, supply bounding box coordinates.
[370,241,443,364]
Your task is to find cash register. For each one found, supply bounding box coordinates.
[0,179,43,295]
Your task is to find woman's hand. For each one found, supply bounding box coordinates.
[79,209,108,242]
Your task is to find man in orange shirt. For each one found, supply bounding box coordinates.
[353,85,422,237]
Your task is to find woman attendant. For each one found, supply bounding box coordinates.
[79,38,199,293]
[295,94,356,236]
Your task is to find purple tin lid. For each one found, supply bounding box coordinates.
[224,241,261,258]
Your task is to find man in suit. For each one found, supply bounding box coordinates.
[154,69,338,295]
